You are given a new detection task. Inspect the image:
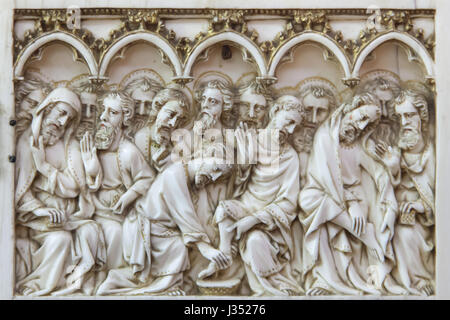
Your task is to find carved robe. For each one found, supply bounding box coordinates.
[299,105,398,295]
[216,133,302,296]
[392,142,435,294]
[117,161,211,295]
[91,138,154,295]
[15,88,106,296]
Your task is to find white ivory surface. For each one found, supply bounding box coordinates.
[1,0,448,299]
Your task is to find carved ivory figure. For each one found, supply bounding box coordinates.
[290,79,338,284]
[356,74,401,146]
[15,87,106,296]
[376,89,435,295]
[73,79,98,141]
[192,80,234,157]
[134,87,190,172]
[185,81,238,286]
[15,77,51,139]
[123,75,163,135]
[201,95,304,296]
[293,80,338,182]
[126,153,234,295]
[299,92,405,296]
[79,91,154,295]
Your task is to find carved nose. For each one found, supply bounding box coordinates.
[311,110,318,123]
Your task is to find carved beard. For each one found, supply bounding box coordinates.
[276,129,288,146]
[339,122,361,145]
[95,122,116,150]
[240,118,259,129]
[41,119,65,146]
[398,127,421,151]
[194,112,217,135]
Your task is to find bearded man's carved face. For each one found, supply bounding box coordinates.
[96,96,123,150]
[41,102,76,146]
[339,104,380,145]
[154,100,186,145]
[395,98,422,151]
[238,89,267,129]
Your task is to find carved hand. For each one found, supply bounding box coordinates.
[227,215,260,240]
[197,242,231,270]
[375,142,400,174]
[348,201,366,237]
[400,201,425,215]
[29,136,49,174]
[34,207,66,224]
[80,132,100,177]
[113,189,139,215]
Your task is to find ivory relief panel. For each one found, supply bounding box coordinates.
[12,8,436,297]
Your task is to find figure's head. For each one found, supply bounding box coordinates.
[340,93,382,145]
[16,78,50,114]
[238,81,272,129]
[148,88,190,145]
[124,77,163,116]
[268,95,304,145]
[192,157,233,189]
[393,89,429,151]
[71,78,97,119]
[41,101,77,146]
[195,80,234,131]
[32,87,81,147]
[299,85,336,127]
[358,76,401,118]
[96,91,134,149]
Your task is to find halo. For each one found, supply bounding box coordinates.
[359,69,401,88]
[235,71,258,89]
[23,68,52,84]
[193,71,233,93]
[68,73,94,93]
[119,68,165,91]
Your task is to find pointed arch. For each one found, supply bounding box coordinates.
[99,31,183,78]
[352,31,435,79]
[14,31,98,79]
[268,31,352,79]
[183,31,267,78]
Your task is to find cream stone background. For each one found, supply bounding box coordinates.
[0,0,448,299]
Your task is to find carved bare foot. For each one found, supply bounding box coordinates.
[418,281,434,296]
[166,288,186,296]
[282,289,298,296]
[198,261,219,279]
[306,287,330,296]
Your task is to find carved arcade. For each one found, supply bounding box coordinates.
[12,8,435,297]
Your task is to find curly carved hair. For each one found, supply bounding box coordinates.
[390,89,429,135]
[100,91,135,129]
[147,87,190,127]
[269,95,304,122]
[342,92,382,136]
[298,85,337,111]
[195,79,234,114]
